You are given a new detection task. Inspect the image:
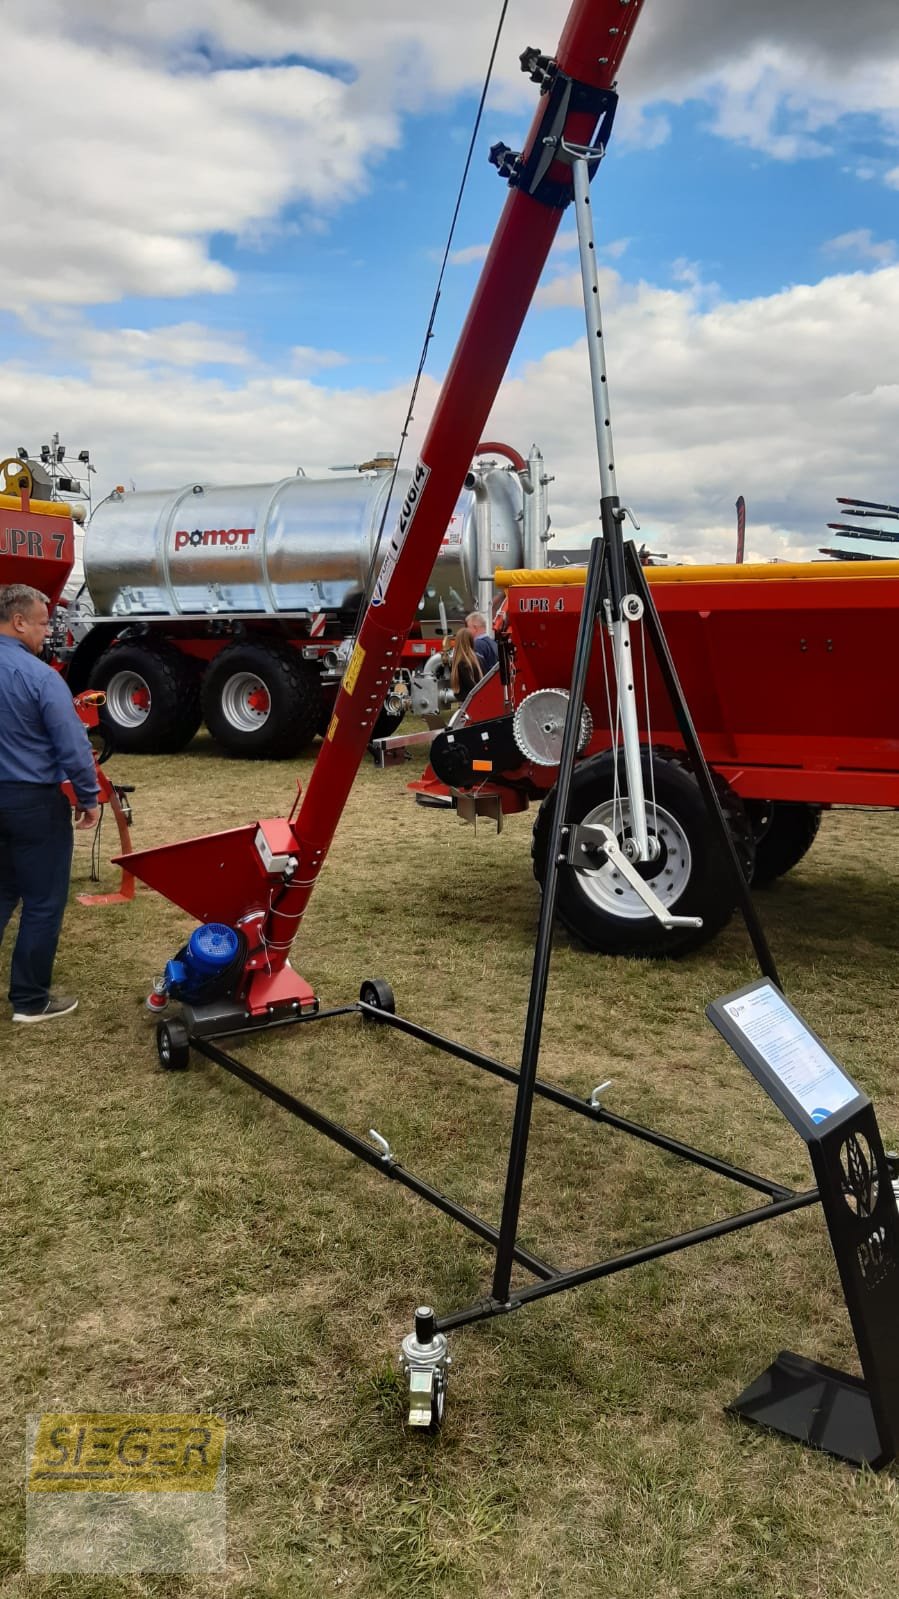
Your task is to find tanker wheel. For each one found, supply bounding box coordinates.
[202,641,323,759]
[89,642,202,754]
[747,801,823,885]
[531,748,753,958]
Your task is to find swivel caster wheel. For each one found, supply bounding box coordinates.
[401,1307,449,1434]
[157,1017,191,1071]
[359,978,395,1015]
[406,1367,446,1434]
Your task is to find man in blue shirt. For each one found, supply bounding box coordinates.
[465,611,499,673]
[0,583,100,1021]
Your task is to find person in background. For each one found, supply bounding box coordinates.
[0,583,100,1022]
[465,610,498,672]
[450,628,483,702]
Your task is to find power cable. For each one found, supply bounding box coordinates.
[351,0,511,639]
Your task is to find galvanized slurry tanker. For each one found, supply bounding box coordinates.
[116,0,899,1450]
[72,443,548,758]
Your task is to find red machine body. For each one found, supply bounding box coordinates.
[0,460,75,609]
[122,0,648,1013]
[413,559,899,812]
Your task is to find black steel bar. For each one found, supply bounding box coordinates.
[196,1004,358,1044]
[436,1187,820,1331]
[360,1003,795,1199]
[491,536,609,1304]
[623,539,782,986]
[190,1034,558,1281]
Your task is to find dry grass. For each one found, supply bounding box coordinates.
[2,734,899,1598]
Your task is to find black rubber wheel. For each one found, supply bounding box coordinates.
[360,978,396,1014]
[426,1379,445,1435]
[202,641,323,759]
[748,801,822,885]
[157,1018,191,1070]
[89,642,202,754]
[531,748,754,958]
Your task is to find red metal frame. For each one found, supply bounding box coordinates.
[64,693,136,906]
[121,0,648,1012]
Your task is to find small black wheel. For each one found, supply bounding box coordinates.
[359,979,395,1015]
[157,1018,191,1070]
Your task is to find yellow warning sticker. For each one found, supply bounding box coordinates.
[326,715,338,741]
[342,643,365,697]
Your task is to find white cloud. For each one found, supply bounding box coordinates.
[824,229,896,265]
[5,265,898,571]
[2,0,897,317]
[487,264,899,563]
[448,244,490,267]
[0,31,401,312]
[291,346,350,373]
[24,316,253,371]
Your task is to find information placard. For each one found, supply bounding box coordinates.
[707,979,867,1139]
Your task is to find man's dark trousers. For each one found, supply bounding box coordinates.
[0,783,73,1012]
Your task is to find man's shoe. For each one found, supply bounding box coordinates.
[12,995,78,1023]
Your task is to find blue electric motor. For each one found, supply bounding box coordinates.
[164,923,240,1000]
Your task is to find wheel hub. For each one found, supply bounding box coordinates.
[575,797,692,920]
[221,672,272,730]
[106,670,152,727]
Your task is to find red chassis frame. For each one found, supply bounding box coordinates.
[121,0,648,1015]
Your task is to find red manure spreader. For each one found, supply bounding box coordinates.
[409,556,899,956]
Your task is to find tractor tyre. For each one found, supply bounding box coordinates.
[89,641,202,754]
[531,747,754,958]
[202,640,323,759]
[748,801,822,885]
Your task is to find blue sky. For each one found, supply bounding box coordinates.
[2,0,898,561]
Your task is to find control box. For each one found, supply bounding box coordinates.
[254,819,298,876]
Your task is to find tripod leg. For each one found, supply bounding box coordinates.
[491,536,607,1304]
[624,540,781,986]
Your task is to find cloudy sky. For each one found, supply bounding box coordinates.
[4,0,899,562]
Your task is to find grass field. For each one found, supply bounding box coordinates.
[2,735,899,1598]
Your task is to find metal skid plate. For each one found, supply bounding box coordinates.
[512,688,593,767]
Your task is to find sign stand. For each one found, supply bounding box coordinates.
[708,979,899,1468]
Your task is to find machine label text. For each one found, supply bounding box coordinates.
[174,527,255,552]
[371,460,431,607]
[0,525,69,561]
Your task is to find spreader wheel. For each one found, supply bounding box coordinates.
[532,748,753,958]
[748,801,822,885]
[157,1017,191,1071]
[359,978,396,1015]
